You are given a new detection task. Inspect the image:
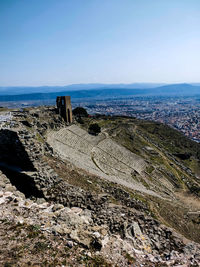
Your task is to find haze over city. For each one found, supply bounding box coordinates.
[0,0,200,87]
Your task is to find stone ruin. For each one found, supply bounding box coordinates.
[0,108,200,266]
[56,96,72,123]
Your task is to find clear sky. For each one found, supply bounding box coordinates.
[0,0,200,86]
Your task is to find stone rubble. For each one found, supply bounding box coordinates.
[0,169,200,266]
[0,107,200,266]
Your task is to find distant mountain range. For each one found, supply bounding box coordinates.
[0,83,165,96]
[0,83,199,102]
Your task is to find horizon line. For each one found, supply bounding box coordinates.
[1,82,200,88]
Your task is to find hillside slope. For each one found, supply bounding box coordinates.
[0,107,200,266]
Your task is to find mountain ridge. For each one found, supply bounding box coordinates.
[0,83,165,95]
[0,83,200,103]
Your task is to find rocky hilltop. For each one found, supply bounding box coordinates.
[0,106,200,266]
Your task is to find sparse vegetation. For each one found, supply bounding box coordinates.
[124,252,136,264]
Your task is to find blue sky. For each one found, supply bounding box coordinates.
[0,0,200,86]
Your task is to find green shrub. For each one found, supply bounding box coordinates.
[88,123,101,135]
[73,107,88,117]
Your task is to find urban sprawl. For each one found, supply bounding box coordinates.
[81,96,200,143]
[1,95,199,143]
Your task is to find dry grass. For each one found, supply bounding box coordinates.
[149,196,200,243]
[0,219,113,267]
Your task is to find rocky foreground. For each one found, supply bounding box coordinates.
[0,107,200,266]
[1,171,200,267]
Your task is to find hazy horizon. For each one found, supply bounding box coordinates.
[1,81,200,88]
[1,0,200,87]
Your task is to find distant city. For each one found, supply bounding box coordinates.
[74,96,200,143]
[0,94,200,143]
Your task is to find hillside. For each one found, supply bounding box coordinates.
[0,107,200,266]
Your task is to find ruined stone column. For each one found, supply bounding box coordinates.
[56,96,72,123]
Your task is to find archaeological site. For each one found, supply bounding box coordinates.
[0,103,200,266]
